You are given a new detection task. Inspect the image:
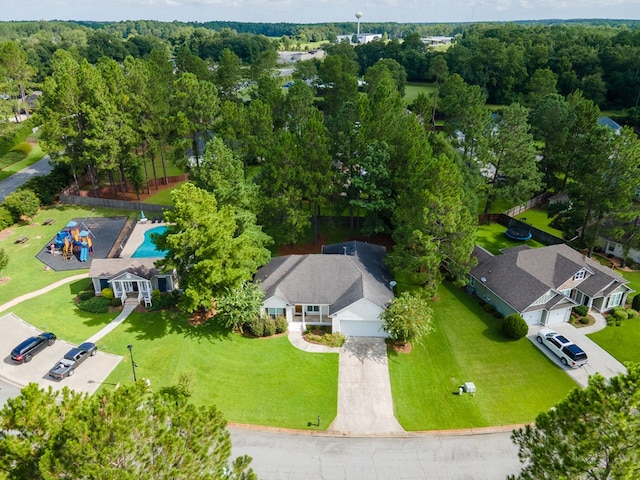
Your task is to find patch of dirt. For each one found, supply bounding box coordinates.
[0,228,14,241]
[84,180,186,203]
[386,339,412,353]
[188,308,217,326]
[0,277,10,286]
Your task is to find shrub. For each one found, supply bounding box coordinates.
[579,316,590,325]
[77,296,110,314]
[274,315,288,334]
[305,332,345,347]
[148,292,178,311]
[10,141,32,156]
[573,305,589,317]
[0,207,12,230]
[501,314,529,340]
[3,189,40,221]
[246,316,265,337]
[110,297,122,307]
[607,319,615,327]
[21,163,74,205]
[78,290,95,301]
[263,317,276,337]
[613,309,628,321]
[632,294,640,311]
[626,308,637,319]
[483,303,496,314]
[616,319,622,327]
[101,287,114,299]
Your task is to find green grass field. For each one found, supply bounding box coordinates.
[515,208,563,238]
[0,143,46,181]
[98,311,339,429]
[475,222,545,255]
[389,282,577,430]
[588,317,640,364]
[404,82,436,106]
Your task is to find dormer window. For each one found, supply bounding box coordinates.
[574,270,586,280]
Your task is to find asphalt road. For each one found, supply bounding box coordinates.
[0,154,53,201]
[230,428,522,480]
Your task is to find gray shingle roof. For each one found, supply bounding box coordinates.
[470,244,629,312]
[89,258,163,280]
[255,241,394,313]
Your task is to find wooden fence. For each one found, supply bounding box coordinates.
[58,194,168,214]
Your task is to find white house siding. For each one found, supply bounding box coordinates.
[332,298,386,338]
[263,296,292,323]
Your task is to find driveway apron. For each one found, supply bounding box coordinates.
[329,337,404,435]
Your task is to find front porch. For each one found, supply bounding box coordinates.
[110,275,153,307]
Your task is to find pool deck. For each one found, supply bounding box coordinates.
[119,221,166,258]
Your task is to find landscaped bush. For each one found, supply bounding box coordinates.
[0,120,33,157]
[148,292,178,311]
[579,317,590,324]
[304,332,345,347]
[110,297,122,307]
[3,189,40,222]
[483,303,496,314]
[21,163,74,205]
[626,308,637,318]
[78,290,95,301]
[101,287,114,299]
[501,314,529,340]
[77,296,110,314]
[573,305,589,317]
[246,316,265,337]
[632,294,640,311]
[274,315,288,334]
[263,317,276,337]
[613,309,628,321]
[10,142,32,156]
[0,206,13,230]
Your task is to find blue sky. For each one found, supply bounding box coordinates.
[4,0,640,24]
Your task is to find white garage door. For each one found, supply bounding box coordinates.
[546,308,569,325]
[340,320,386,337]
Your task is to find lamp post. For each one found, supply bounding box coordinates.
[127,344,137,382]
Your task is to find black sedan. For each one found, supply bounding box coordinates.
[10,332,57,363]
[48,342,97,380]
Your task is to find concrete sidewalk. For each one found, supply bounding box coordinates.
[0,273,89,314]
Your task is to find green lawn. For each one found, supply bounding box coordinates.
[389,282,577,430]
[0,144,46,181]
[143,187,176,206]
[515,208,563,238]
[0,206,137,306]
[475,222,545,255]
[589,317,640,364]
[98,311,339,429]
[8,277,118,344]
[619,270,640,296]
[404,82,436,106]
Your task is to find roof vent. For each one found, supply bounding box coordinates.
[390,280,397,289]
[481,277,487,283]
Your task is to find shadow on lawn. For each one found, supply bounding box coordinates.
[124,309,233,343]
[444,282,512,344]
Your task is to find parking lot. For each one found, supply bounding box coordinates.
[0,313,122,394]
[528,321,627,388]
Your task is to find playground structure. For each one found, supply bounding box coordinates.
[51,215,96,262]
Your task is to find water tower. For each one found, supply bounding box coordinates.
[355,12,363,35]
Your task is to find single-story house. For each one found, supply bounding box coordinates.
[254,241,394,337]
[89,258,178,307]
[469,244,632,326]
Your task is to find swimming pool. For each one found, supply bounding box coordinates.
[131,225,168,258]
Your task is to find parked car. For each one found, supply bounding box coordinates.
[10,332,57,363]
[48,342,97,380]
[537,328,588,368]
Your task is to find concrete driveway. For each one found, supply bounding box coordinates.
[0,313,122,394]
[528,314,627,388]
[0,154,53,201]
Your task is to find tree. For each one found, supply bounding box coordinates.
[426,54,449,129]
[510,364,640,480]
[381,291,434,345]
[154,183,271,312]
[0,382,256,480]
[214,48,243,101]
[0,248,8,277]
[318,52,359,117]
[3,189,40,222]
[214,281,264,332]
[483,103,543,214]
[0,41,36,121]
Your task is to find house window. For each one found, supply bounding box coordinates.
[573,270,586,281]
[469,277,475,287]
[607,244,615,252]
[608,292,623,309]
[267,308,285,318]
[533,290,555,305]
[559,289,571,298]
[306,305,320,312]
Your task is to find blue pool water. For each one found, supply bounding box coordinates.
[131,225,168,258]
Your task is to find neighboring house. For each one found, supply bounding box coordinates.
[255,241,394,337]
[276,50,326,64]
[89,258,178,307]
[469,244,632,326]
[336,33,382,45]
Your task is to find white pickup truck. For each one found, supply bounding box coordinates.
[536,328,588,368]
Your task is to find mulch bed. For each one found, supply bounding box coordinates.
[277,233,395,256]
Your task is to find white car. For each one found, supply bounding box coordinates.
[536,328,588,368]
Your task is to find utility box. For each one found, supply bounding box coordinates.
[463,382,476,394]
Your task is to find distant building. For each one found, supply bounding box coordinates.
[276,50,326,65]
[421,36,453,45]
[335,33,382,45]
